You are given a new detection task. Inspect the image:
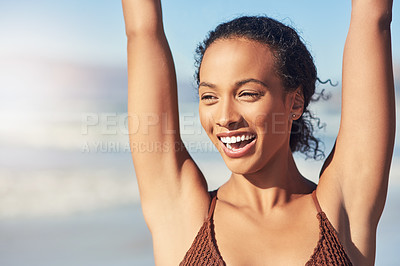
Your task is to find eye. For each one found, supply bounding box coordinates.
[200,94,218,104]
[239,91,262,100]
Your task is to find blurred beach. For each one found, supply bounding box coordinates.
[1,97,400,265]
[1,1,400,265]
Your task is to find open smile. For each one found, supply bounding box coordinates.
[217,132,257,158]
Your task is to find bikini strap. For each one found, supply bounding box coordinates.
[311,190,323,213]
[207,189,219,219]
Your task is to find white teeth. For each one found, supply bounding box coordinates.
[220,134,255,144]
[226,143,233,150]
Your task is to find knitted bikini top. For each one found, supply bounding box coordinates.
[180,189,353,265]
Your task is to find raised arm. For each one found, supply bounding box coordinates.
[318,0,395,264]
[122,0,209,263]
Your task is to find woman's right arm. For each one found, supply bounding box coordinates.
[122,0,209,262]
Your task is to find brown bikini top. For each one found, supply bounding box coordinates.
[179,189,353,265]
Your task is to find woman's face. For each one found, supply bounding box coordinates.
[198,38,296,174]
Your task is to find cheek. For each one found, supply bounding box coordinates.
[253,113,271,134]
[250,105,290,136]
[199,107,213,133]
[270,112,290,135]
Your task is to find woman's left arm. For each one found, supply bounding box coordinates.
[319,0,395,261]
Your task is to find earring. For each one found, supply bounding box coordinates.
[292,114,296,118]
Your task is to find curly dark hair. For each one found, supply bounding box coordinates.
[195,16,327,160]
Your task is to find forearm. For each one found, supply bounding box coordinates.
[345,0,394,85]
[351,0,393,27]
[122,0,163,36]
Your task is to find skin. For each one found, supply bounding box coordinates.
[122,0,395,265]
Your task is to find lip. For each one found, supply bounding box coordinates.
[217,131,257,158]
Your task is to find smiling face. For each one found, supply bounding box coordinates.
[199,38,298,174]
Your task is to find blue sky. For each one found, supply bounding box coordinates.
[1,0,399,77]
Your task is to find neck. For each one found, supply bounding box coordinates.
[222,149,315,214]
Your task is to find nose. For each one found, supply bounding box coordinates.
[215,99,243,129]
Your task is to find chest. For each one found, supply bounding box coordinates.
[212,203,321,265]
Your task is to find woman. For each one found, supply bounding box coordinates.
[122,0,395,265]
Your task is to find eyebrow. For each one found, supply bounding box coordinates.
[198,81,216,88]
[199,78,268,89]
[236,78,268,88]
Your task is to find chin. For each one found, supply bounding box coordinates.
[220,154,266,176]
